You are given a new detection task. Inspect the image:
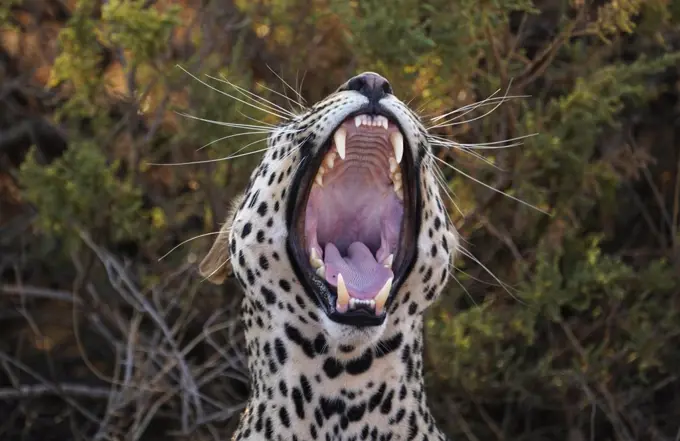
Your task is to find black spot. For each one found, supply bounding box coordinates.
[285,325,316,358]
[279,407,291,428]
[390,408,406,425]
[279,380,288,396]
[256,230,266,243]
[292,388,305,418]
[301,375,313,402]
[265,417,274,439]
[347,403,366,422]
[320,396,346,419]
[380,390,394,414]
[345,350,373,375]
[259,255,270,270]
[322,358,344,379]
[339,344,355,353]
[280,279,292,292]
[274,338,288,365]
[422,267,432,284]
[241,222,252,238]
[314,334,328,355]
[375,332,403,358]
[408,302,418,315]
[257,201,268,216]
[407,411,418,441]
[368,383,387,412]
[261,286,276,304]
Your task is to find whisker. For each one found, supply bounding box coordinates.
[256,82,306,114]
[200,255,233,284]
[429,152,550,215]
[431,163,465,218]
[429,80,516,129]
[176,65,290,120]
[148,138,273,166]
[448,270,478,307]
[429,132,537,149]
[450,264,504,288]
[429,94,528,126]
[175,111,284,131]
[455,244,524,305]
[159,231,222,261]
[266,65,307,106]
[208,74,298,118]
[431,142,507,171]
[196,131,275,152]
[428,88,501,122]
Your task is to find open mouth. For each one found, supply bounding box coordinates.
[288,111,420,326]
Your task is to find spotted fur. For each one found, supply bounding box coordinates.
[201,73,458,441]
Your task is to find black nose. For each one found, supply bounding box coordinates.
[337,72,393,103]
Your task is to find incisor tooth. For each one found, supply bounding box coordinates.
[337,273,349,307]
[390,132,404,164]
[393,180,402,192]
[374,277,393,315]
[334,127,347,160]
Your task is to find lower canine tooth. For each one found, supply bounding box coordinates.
[337,273,349,307]
[382,254,394,268]
[374,277,393,315]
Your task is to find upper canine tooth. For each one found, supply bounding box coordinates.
[337,273,349,307]
[334,127,347,160]
[374,277,393,315]
[390,132,404,164]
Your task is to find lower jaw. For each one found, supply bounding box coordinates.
[326,308,388,327]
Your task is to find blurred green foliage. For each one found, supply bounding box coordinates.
[2,0,679,440]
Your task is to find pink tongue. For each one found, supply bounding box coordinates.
[324,242,393,300]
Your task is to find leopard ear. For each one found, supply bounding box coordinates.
[199,194,245,284]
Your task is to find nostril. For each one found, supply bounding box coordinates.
[338,72,393,103]
[347,77,367,93]
[382,81,393,95]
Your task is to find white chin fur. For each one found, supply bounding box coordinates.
[320,314,387,351]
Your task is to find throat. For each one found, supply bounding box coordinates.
[233,321,446,441]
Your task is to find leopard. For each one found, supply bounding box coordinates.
[199,72,459,441]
